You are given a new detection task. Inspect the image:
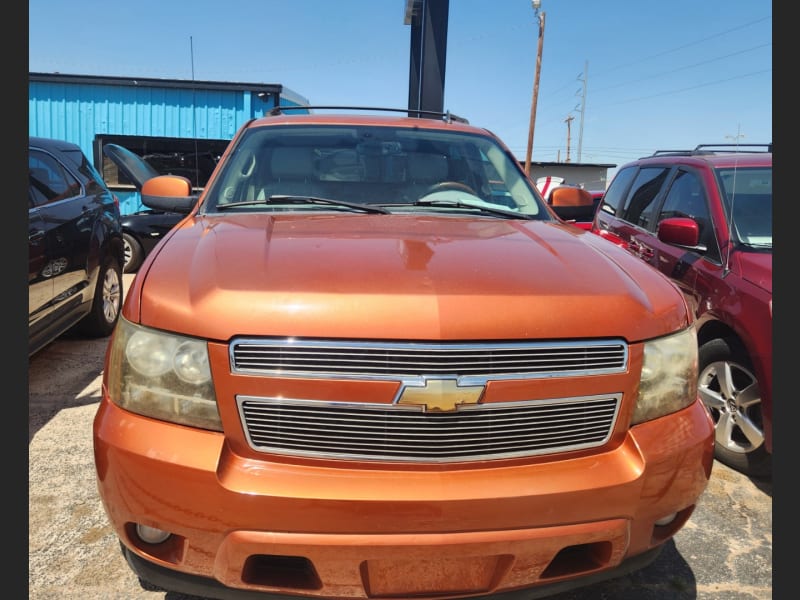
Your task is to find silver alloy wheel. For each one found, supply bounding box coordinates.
[123,236,133,270]
[698,359,763,454]
[101,265,123,324]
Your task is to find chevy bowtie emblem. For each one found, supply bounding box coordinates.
[396,379,485,412]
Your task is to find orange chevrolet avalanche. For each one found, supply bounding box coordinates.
[94,108,714,600]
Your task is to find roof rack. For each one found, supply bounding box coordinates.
[648,150,704,157]
[648,143,772,157]
[693,143,772,153]
[266,105,469,124]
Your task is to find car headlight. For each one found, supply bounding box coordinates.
[106,316,222,431]
[631,326,698,425]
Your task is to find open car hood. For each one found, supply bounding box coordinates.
[103,143,162,189]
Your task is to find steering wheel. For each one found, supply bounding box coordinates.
[423,181,478,197]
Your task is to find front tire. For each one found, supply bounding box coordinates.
[698,337,771,478]
[76,256,123,338]
[123,232,144,273]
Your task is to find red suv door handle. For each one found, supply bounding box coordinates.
[628,239,654,260]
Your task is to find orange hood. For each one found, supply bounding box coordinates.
[125,213,690,343]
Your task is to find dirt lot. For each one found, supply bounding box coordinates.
[28,277,772,600]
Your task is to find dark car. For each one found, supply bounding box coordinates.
[121,209,183,273]
[591,143,772,478]
[112,148,188,272]
[28,136,125,355]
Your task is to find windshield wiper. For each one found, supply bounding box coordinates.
[217,195,390,214]
[405,198,535,219]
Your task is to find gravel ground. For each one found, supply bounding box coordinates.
[28,276,772,600]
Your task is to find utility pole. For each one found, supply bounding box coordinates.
[564,115,574,163]
[576,60,587,163]
[524,0,545,176]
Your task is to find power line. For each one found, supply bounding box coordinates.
[591,43,771,95]
[593,15,771,76]
[607,68,771,106]
[533,17,770,118]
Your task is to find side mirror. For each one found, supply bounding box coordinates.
[549,187,595,222]
[141,175,196,214]
[657,217,701,247]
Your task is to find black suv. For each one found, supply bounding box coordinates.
[591,144,772,478]
[28,137,125,355]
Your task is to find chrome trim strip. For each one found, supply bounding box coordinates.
[229,338,628,381]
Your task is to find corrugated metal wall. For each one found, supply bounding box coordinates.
[29,80,267,154]
[29,75,308,214]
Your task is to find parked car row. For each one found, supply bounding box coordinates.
[108,139,774,482]
[29,126,770,600]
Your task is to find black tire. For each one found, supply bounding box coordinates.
[116,542,165,592]
[123,232,144,273]
[698,337,771,478]
[76,256,123,338]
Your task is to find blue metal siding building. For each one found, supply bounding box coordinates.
[29,72,309,214]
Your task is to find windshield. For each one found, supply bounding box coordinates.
[716,166,772,249]
[201,124,546,218]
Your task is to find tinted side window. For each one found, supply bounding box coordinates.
[599,166,636,215]
[62,147,106,194]
[621,167,670,230]
[658,169,719,260]
[659,170,707,221]
[29,150,82,207]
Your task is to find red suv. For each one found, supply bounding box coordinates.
[592,144,772,478]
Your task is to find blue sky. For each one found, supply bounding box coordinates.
[29,0,771,177]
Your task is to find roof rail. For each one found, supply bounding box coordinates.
[649,150,698,157]
[648,143,772,158]
[693,143,772,153]
[266,105,469,124]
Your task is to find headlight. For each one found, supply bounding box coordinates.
[106,317,222,431]
[631,327,698,425]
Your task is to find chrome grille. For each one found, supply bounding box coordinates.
[230,339,628,379]
[237,395,621,462]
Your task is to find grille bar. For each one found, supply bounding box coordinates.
[231,339,627,379]
[238,395,621,462]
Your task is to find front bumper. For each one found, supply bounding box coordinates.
[94,398,713,599]
[123,543,664,600]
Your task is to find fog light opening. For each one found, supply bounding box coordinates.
[540,541,613,579]
[654,512,678,526]
[135,523,172,544]
[242,554,322,590]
